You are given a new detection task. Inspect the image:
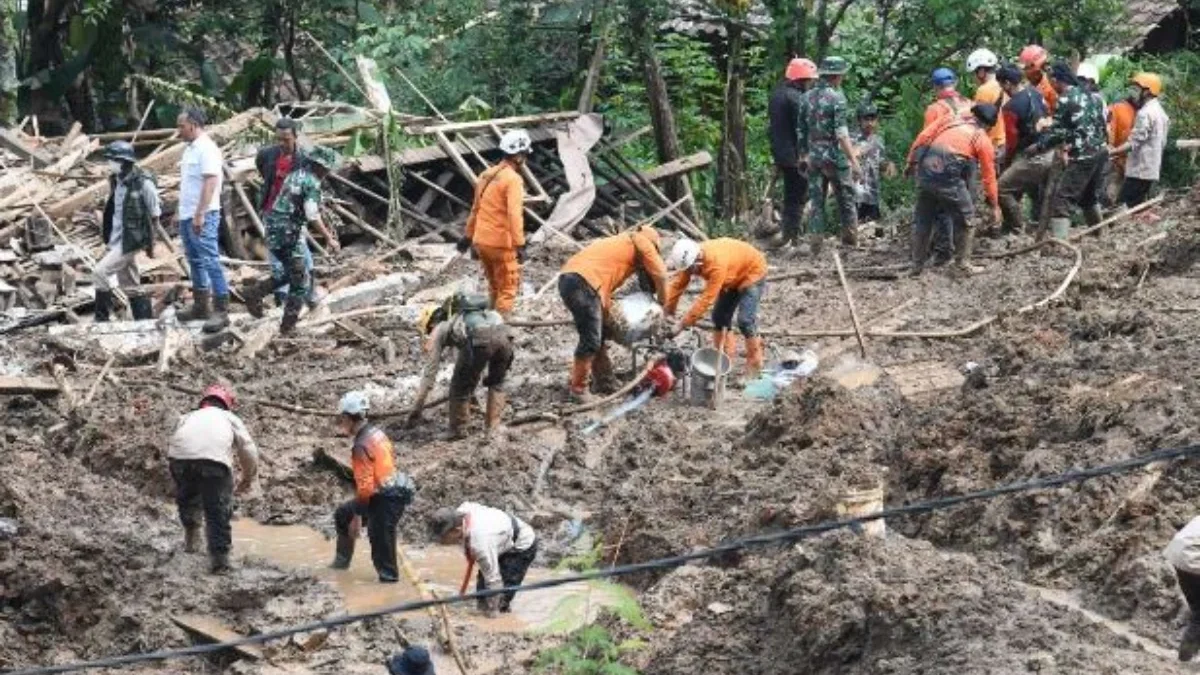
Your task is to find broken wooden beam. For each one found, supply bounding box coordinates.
[171,614,264,661]
[0,127,54,168]
[639,151,713,183]
[404,111,580,135]
[0,376,61,396]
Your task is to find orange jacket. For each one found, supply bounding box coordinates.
[666,238,767,328]
[1034,75,1058,115]
[561,226,668,309]
[974,78,1007,148]
[351,425,397,504]
[465,162,525,250]
[923,91,973,129]
[1108,99,1137,170]
[906,120,999,205]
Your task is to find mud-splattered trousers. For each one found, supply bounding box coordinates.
[447,324,515,402]
[476,245,520,316]
[169,459,233,556]
[476,538,538,612]
[335,483,412,582]
[711,280,766,338]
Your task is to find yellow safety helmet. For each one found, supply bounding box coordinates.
[1131,72,1163,97]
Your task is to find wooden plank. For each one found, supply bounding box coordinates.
[0,376,60,395]
[405,110,579,135]
[414,171,457,213]
[0,128,54,168]
[171,614,263,661]
[640,151,713,183]
[355,126,559,171]
[435,130,478,184]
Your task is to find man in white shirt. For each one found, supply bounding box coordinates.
[1112,72,1170,209]
[167,383,259,573]
[175,107,230,333]
[429,502,537,616]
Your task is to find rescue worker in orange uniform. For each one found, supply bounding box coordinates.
[559,225,669,401]
[330,391,414,583]
[460,130,531,316]
[967,49,1006,169]
[924,68,973,129]
[905,104,1002,276]
[665,238,768,377]
[1019,45,1057,115]
[1106,94,1139,206]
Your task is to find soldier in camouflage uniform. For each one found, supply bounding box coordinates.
[243,145,341,334]
[1024,62,1108,239]
[798,56,863,250]
[851,101,890,226]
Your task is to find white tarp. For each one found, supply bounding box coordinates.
[530,113,603,244]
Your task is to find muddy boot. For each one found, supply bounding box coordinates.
[279,297,302,336]
[93,289,113,323]
[177,289,210,323]
[591,347,619,395]
[951,227,984,277]
[745,336,765,379]
[183,526,201,553]
[441,400,469,441]
[1180,621,1200,662]
[908,263,925,278]
[568,357,595,404]
[808,233,824,257]
[329,534,354,570]
[209,552,231,574]
[203,294,230,333]
[130,295,153,321]
[840,224,859,247]
[243,279,273,319]
[484,389,505,440]
[1083,203,1103,227]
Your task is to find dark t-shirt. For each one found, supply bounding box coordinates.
[1003,87,1047,152]
[768,82,805,167]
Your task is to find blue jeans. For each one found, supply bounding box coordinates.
[270,238,316,305]
[180,211,229,297]
[712,279,766,337]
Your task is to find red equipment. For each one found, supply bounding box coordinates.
[641,360,677,398]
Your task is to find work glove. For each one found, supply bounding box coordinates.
[456,237,472,254]
[516,246,527,265]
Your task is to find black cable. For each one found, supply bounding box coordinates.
[9,442,1200,675]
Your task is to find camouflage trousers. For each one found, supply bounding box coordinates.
[808,162,858,243]
[266,225,310,304]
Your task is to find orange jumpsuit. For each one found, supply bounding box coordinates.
[974,78,1007,151]
[1108,99,1137,171]
[465,162,525,315]
[923,91,973,129]
[666,238,768,371]
[560,227,668,310]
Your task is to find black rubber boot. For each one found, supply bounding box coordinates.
[203,295,230,333]
[209,552,231,574]
[93,290,113,323]
[243,278,274,319]
[130,295,154,320]
[279,297,302,335]
[330,535,354,570]
[177,289,210,322]
[184,526,201,553]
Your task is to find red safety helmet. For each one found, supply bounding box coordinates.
[200,384,236,410]
[786,58,818,81]
[1019,45,1048,70]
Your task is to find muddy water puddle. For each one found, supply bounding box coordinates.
[232,520,624,634]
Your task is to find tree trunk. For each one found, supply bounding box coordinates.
[0,12,17,125]
[716,24,747,220]
[629,1,700,226]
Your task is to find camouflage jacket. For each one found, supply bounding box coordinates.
[1040,86,1107,159]
[798,81,851,168]
[851,130,885,204]
[263,167,322,250]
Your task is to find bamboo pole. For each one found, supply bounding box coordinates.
[833,249,868,359]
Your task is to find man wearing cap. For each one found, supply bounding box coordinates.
[167,384,259,573]
[768,57,817,247]
[996,65,1050,233]
[1111,73,1170,208]
[1025,61,1108,238]
[94,141,160,322]
[851,101,892,226]
[461,130,531,316]
[925,67,973,129]
[429,502,538,617]
[798,56,863,249]
[242,146,341,335]
[256,117,320,310]
[387,646,435,675]
[905,104,1002,276]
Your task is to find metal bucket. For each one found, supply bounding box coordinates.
[689,347,732,408]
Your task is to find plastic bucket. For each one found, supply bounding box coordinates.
[689,347,732,407]
[837,484,886,538]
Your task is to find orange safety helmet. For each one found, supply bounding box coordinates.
[786,58,818,81]
[1131,72,1163,96]
[1018,45,1048,69]
[200,384,236,410]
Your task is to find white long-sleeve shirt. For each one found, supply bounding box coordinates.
[167,407,259,480]
[1126,98,1170,181]
[458,502,535,589]
[1166,516,1200,574]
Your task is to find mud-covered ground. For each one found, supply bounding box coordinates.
[4,187,1200,673]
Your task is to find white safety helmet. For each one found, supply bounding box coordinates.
[1076,62,1100,83]
[966,48,998,73]
[499,129,532,156]
[667,238,701,271]
[338,391,370,416]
